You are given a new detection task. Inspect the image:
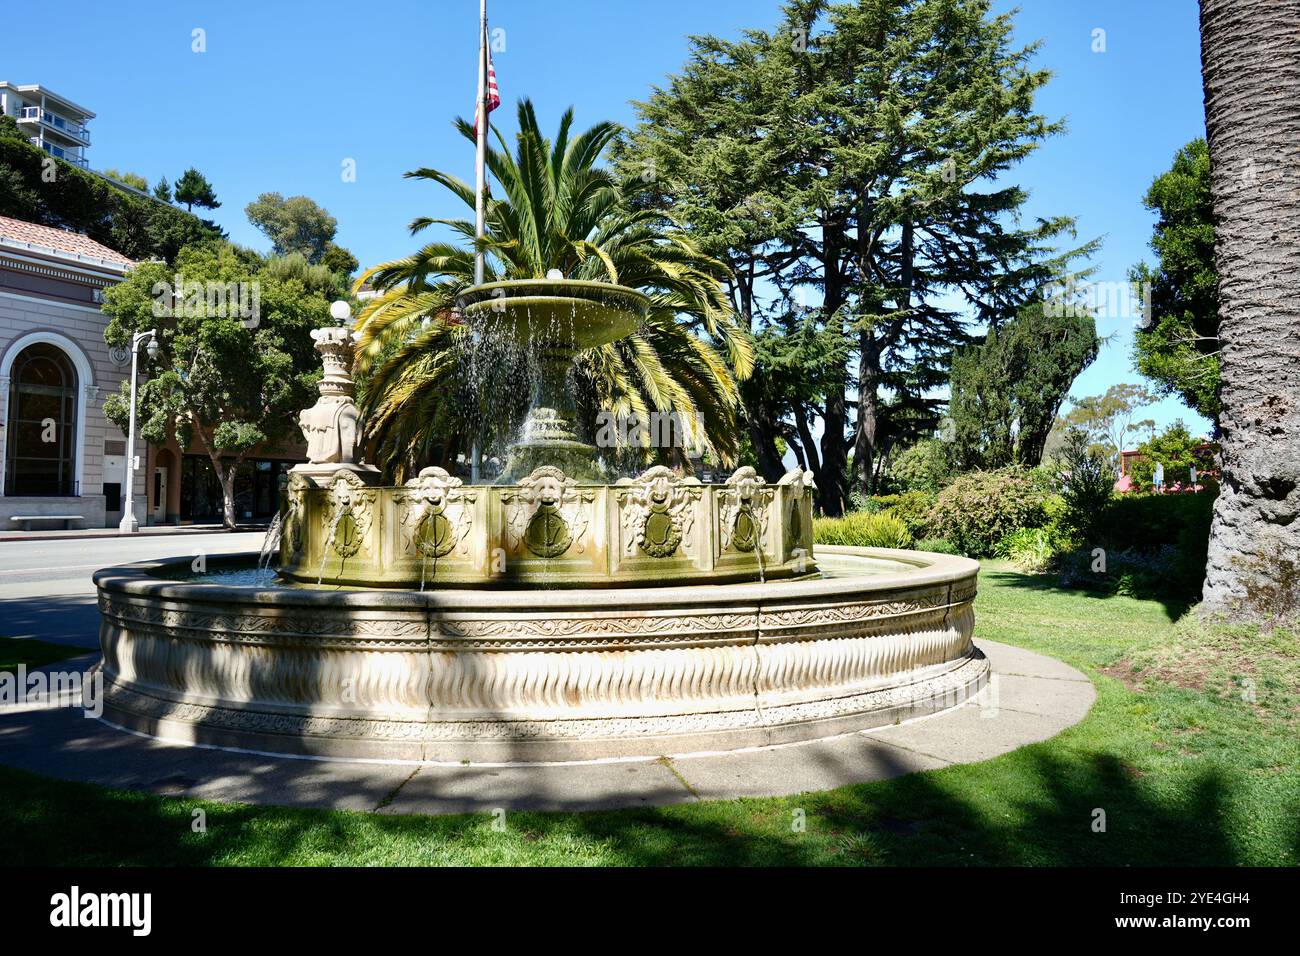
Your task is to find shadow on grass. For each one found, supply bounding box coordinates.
[979,566,1194,624]
[1,730,1290,866]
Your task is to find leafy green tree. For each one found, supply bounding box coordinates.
[153,176,172,202]
[354,100,754,479]
[319,242,359,278]
[887,438,953,494]
[949,301,1099,469]
[1057,383,1158,475]
[616,0,1094,513]
[102,243,324,528]
[1130,139,1220,421]
[1125,420,1216,488]
[102,168,149,192]
[174,167,220,212]
[245,192,339,263]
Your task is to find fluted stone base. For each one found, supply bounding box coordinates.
[94,547,985,762]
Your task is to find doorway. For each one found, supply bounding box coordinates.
[153,465,167,524]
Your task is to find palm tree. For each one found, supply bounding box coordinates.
[1197,0,1300,621]
[353,100,754,481]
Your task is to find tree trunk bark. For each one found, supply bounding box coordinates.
[1198,0,1300,620]
[218,459,238,531]
[854,328,880,499]
[818,217,849,516]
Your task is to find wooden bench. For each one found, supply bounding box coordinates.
[9,515,85,531]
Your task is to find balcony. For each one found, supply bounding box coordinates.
[18,106,91,146]
[35,139,89,169]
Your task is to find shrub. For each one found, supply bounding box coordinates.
[1052,487,1218,602]
[1059,427,1113,536]
[814,511,914,549]
[869,490,934,538]
[914,537,960,555]
[928,467,1050,556]
[888,439,954,494]
[995,526,1063,572]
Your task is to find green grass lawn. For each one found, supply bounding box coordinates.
[1,563,1296,866]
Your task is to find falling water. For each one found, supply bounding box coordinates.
[258,512,282,570]
[317,508,346,586]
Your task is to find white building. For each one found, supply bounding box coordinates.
[0,215,145,530]
[0,82,93,169]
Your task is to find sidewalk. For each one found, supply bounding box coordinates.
[0,523,270,543]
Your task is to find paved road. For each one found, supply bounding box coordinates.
[0,532,266,649]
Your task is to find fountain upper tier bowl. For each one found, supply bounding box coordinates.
[456,278,649,350]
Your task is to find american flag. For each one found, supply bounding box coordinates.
[474,47,500,135]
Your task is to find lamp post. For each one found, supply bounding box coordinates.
[119,329,159,533]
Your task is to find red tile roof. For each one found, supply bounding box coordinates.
[0,215,135,268]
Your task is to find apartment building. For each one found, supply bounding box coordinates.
[0,82,93,169]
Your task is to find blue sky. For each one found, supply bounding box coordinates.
[0,0,1210,437]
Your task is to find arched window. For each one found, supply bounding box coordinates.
[5,343,79,496]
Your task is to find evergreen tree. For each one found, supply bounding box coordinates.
[949,301,1099,469]
[618,0,1094,513]
[174,167,220,212]
[1130,138,1220,422]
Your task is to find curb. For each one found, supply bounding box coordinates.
[0,525,270,543]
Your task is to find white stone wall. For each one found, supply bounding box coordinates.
[0,289,145,528]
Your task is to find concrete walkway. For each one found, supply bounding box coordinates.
[0,640,1094,815]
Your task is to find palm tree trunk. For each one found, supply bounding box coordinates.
[1198,0,1300,620]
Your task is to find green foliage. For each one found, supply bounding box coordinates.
[101,168,149,192]
[1125,420,1215,488]
[0,136,221,262]
[949,301,1099,469]
[869,491,934,538]
[929,467,1050,556]
[914,537,960,555]
[102,242,326,526]
[319,242,359,278]
[153,176,172,202]
[615,0,1096,512]
[995,526,1060,572]
[1059,489,1217,600]
[1056,383,1159,474]
[174,167,220,212]
[245,192,339,263]
[1131,138,1220,420]
[888,438,954,494]
[354,99,754,480]
[813,511,914,550]
[1058,427,1113,537]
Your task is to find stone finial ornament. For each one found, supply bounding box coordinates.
[292,301,378,480]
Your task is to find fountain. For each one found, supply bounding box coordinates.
[92,282,987,761]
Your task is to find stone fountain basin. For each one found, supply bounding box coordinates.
[455,279,649,349]
[92,546,987,762]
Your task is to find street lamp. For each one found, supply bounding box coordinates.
[119,329,159,533]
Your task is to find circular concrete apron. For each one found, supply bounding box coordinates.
[0,639,1094,815]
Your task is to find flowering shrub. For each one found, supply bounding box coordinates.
[928,467,1051,556]
[813,511,914,549]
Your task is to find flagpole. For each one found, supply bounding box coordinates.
[473,0,487,286]
[471,0,487,482]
